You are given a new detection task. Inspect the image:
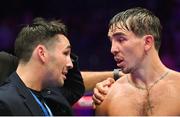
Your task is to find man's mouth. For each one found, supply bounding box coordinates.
[114,57,124,67]
[62,71,68,80]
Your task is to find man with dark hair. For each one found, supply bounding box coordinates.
[0,51,86,106]
[93,7,180,116]
[0,18,78,115]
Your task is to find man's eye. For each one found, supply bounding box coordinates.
[117,37,125,42]
[63,51,69,56]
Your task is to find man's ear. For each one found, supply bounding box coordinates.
[36,45,47,63]
[143,35,154,51]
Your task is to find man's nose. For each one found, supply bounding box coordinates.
[111,40,118,55]
[67,56,73,70]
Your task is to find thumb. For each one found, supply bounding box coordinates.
[105,78,115,87]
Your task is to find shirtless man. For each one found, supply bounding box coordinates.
[94,7,180,116]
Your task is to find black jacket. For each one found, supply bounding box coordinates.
[0,72,72,115]
[0,51,85,115]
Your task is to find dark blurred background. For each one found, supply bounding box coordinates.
[0,0,179,71]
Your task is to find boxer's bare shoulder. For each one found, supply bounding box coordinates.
[96,71,180,116]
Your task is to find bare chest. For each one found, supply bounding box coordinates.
[105,84,180,116]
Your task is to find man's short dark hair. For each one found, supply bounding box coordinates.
[15,17,68,62]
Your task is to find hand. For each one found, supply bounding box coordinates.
[92,78,115,108]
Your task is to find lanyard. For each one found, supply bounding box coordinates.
[30,90,53,116]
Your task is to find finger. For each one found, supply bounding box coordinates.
[106,78,115,87]
[92,102,96,109]
[95,83,107,95]
[92,94,102,105]
[96,78,115,94]
[93,88,105,101]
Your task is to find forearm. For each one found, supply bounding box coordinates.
[81,71,114,92]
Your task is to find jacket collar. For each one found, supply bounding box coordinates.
[8,72,44,115]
